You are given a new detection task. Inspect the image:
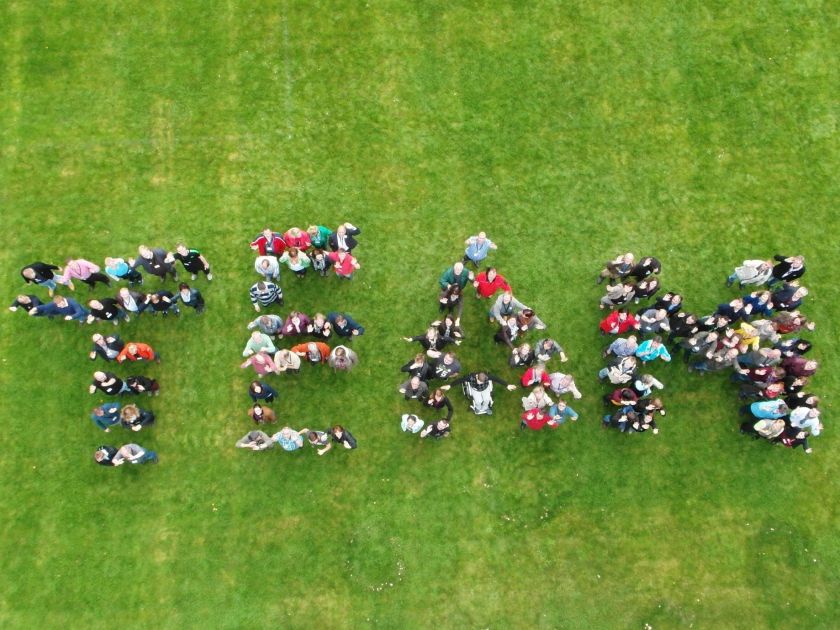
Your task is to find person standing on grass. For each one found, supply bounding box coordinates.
[9,294,42,315]
[399,376,429,401]
[328,222,361,252]
[169,244,213,281]
[177,283,205,313]
[20,261,62,295]
[327,248,360,279]
[131,245,177,282]
[249,380,278,403]
[58,258,111,291]
[247,403,277,425]
[89,333,125,361]
[112,443,158,465]
[463,232,497,267]
[144,291,180,317]
[306,225,333,250]
[401,353,434,382]
[120,404,156,432]
[768,254,805,286]
[303,429,332,455]
[307,312,333,339]
[283,311,311,337]
[116,287,148,321]
[329,425,357,450]
[278,247,312,278]
[94,445,119,466]
[425,388,454,421]
[442,372,517,416]
[90,371,130,396]
[116,342,160,364]
[236,430,274,451]
[240,352,278,376]
[91,403,122,432]
[86,298,126,325]
[727,259,773,287]
[250,228,286,257]
[291,341,331,364]
[249,281,283,312]
[31,295,89,322]
[248,314,284,337]
[420,419,451,439]
[327,312,365,337]
[254,255,281,282]
[473,267,510,299]
[272,427,305,452]
[328,345,358,371]
[401,414,425,434]
[242,331,277,357]
[283,227,312,251]
[274,349,302,373]
[105,257,144,286]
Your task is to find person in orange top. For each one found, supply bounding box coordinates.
[290,342,330,364]
[473,267,511,299]
[116,342,160,364]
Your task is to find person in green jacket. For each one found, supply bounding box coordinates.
[306,225,333,250]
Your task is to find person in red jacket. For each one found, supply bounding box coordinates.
[282,227,312,251]
[116,342,160,364]
[521,363,550,388]
[599,310,640,335]
[473,267,511,299]
[250,228,287,256]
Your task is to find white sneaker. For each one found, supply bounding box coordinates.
[191,274,197,281]
[207,273,213,281]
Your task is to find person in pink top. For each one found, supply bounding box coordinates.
[59,259,111,290]
[282,227,312,251]
[240,352,278,376]
[327,249,360,279]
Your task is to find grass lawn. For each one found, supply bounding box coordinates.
[0,1,838,628]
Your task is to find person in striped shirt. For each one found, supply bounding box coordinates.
[249,281,283,312]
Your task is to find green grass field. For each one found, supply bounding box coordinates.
[1,1,838,628]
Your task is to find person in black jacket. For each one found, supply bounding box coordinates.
[768,255,805,286]
[94,445,118,466]
[144,291,180,316]
[89,333,125,361]
[329,425,357,450]
[169,243,213,280]
[400,353,434,382]
[177,283,205,313]
[126,375,159,396]
[86,298,126,325]
[424,388,454,421]
[248,380,277,403]
[131,245,177,281]
[89,371,129,396]
[442,372,516,416]
[120,404,156,431]
[328,223,360,252]
[628,256,661,280]
[20,261,62,295]
[421,419,451,439]
[9,294,42,314]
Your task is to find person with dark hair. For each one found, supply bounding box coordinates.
[403,327,460,359]
[401,353,434,382]
[327,312,365,337]
[144,291,180,316]
[86,298,126,325]
[629,256,661,280]
[328,222,361,252]
[771,283,808,312]
[20,261,63,295]
[438,283,463,316]
[235,430,274,451]
[278,247,312,278]
[651,292,683,315]
[94,445,119,466]
[605,387,638,407]
[89,371,130,396]
[169,243,213,280]
[89,333,125,361]
[442,371,516,416]
[249,281,283,312]
[247,403,277,425]
[774,338,812,358]
[596,253,634,285]
[125,375,160,396]
[301,429,332,455]
[534,338,567,363]
[282,311,311,337]
[631,277,661,303]
[105,257,144,286]
[473,267,510,298]
[431,352,460,380]
[330,425,357,450]
[768,255,805,286]
[598,356,637,385]
[248,380,277,403]
[420,418,451,439]
[714,298,751,323]
[59,258,111,291]
[401,414,425,434]
[772,310,814,335]
[9,294,42,315]
[635,336,671,363]
[249,228,286,256]
[31,295,89,322]
[177,283,205,313]
[742,291,774,318]
[131,245,177,282]
[425,388,454,421]
[120,404,156,432]
[399,376,429,401]
[310,249,331,277]
[637,309,670,335]
[112,443,158,465]
[91,403,122,431]
[599,282,635,310]
[781,356,818,378]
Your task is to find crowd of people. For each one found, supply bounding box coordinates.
[236,224,361,455]
[595,252,820,453]
[14,244,210,325]
[398,232,582,437]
